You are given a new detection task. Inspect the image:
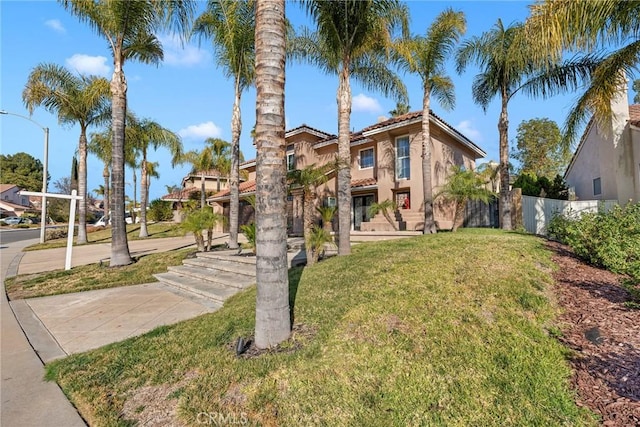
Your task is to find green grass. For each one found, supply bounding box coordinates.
[23,222,183,251]
[5,248,195,300]
[45,229,596,426]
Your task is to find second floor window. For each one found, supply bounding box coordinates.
[593,177,601,196]
[359,147,374,169]
[396,136,410,179]
[287,152,295,171]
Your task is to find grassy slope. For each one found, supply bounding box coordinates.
[46,229,596,426]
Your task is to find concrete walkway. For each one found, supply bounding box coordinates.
[1,238,86,427]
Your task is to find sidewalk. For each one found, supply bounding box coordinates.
[1,234,225,427]
[1,239,86,427]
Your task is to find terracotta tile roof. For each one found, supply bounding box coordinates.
[286,124,335,139]
[630,104,640,127]
[161,187,198,201]
[361,111,423,133]
[351,178,377,188]
[210,180,257,199]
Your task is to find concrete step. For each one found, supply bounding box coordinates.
[153,272,243,304]
[183,257,256,278]
[196,251,257,265]
[167,265,255,289]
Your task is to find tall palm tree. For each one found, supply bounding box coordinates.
[22,63,110,244]
[254,0,290,349]
[205,137,235,191]
[456,20,531,230]
[394,9,466,234]
[126,115,182,237]
[192,0,255,251]
[524,1,640,143]
[59,0,195,266]
[287,163,333,266]
[292,0,409,256]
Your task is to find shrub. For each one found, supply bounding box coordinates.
[148,199,174,222]
[548,202,640,304]
[240,222,256,254]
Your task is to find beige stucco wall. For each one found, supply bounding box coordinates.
[566,90,639,203]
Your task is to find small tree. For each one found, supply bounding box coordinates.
[368,199,398,231]
[180,207,223,252]
[307,225,334,265]
[435,166,494,232]
[317,205,336,233]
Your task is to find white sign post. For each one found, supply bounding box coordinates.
[19,190,83,271]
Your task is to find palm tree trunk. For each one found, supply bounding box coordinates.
[200,172,206,209]
[139,158,149,238]
[228,78,242,249]
[451,199,465,232]
[254,0,290,349]
[303,191,315,266]
[498,93,512,230]
[109,63,132,266]
[337,64,352,256]
[103,164,110,225]
[421,87,437,234]
[76,126,88,244]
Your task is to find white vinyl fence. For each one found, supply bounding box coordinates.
[521,195,618,235]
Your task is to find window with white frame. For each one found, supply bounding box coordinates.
[286,145,295,171]
[395,136,410,179]
[593,177,601,196]
[359,147,374,169]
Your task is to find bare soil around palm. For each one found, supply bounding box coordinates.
[547,241,640,426]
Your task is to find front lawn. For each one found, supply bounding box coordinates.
[45,229,596,426]
[23,222,183,251]
[5,248,195,300]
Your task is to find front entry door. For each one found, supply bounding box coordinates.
[353,195,374,230]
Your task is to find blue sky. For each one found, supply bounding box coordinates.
[0,1,615,201]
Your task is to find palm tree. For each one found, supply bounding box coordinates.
[59,0,195,266]
[524,1,640,143]
[22,63,110,244]
[287,163,333,266]
[367,199,398,231]
[394,9,466,234]
[434,166,494,232]
[254,0,290,349]
[192,0,255,251]
[205,137,235,191]
[388,102,410,117]
[292,0,409,256]
[179,140,223,209]
[456,20,531,231]
[88,130,112,225]
[127,115,182,237]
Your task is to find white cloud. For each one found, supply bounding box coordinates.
[65,54,110,76]
[159,34,209,67]
[45,19,65,33]
[352,93,383,114]
[178,121,223,140]
[456,119,483,142]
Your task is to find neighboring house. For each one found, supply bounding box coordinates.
[565,84,640,203]
[161,168,237,222]
[209,112,486,233]
[0,184,32,217]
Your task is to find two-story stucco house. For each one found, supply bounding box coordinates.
[0,184,32,217]
[565,84,640,203]
[209,110,486,234]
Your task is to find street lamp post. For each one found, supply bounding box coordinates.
[0,110,49,243]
